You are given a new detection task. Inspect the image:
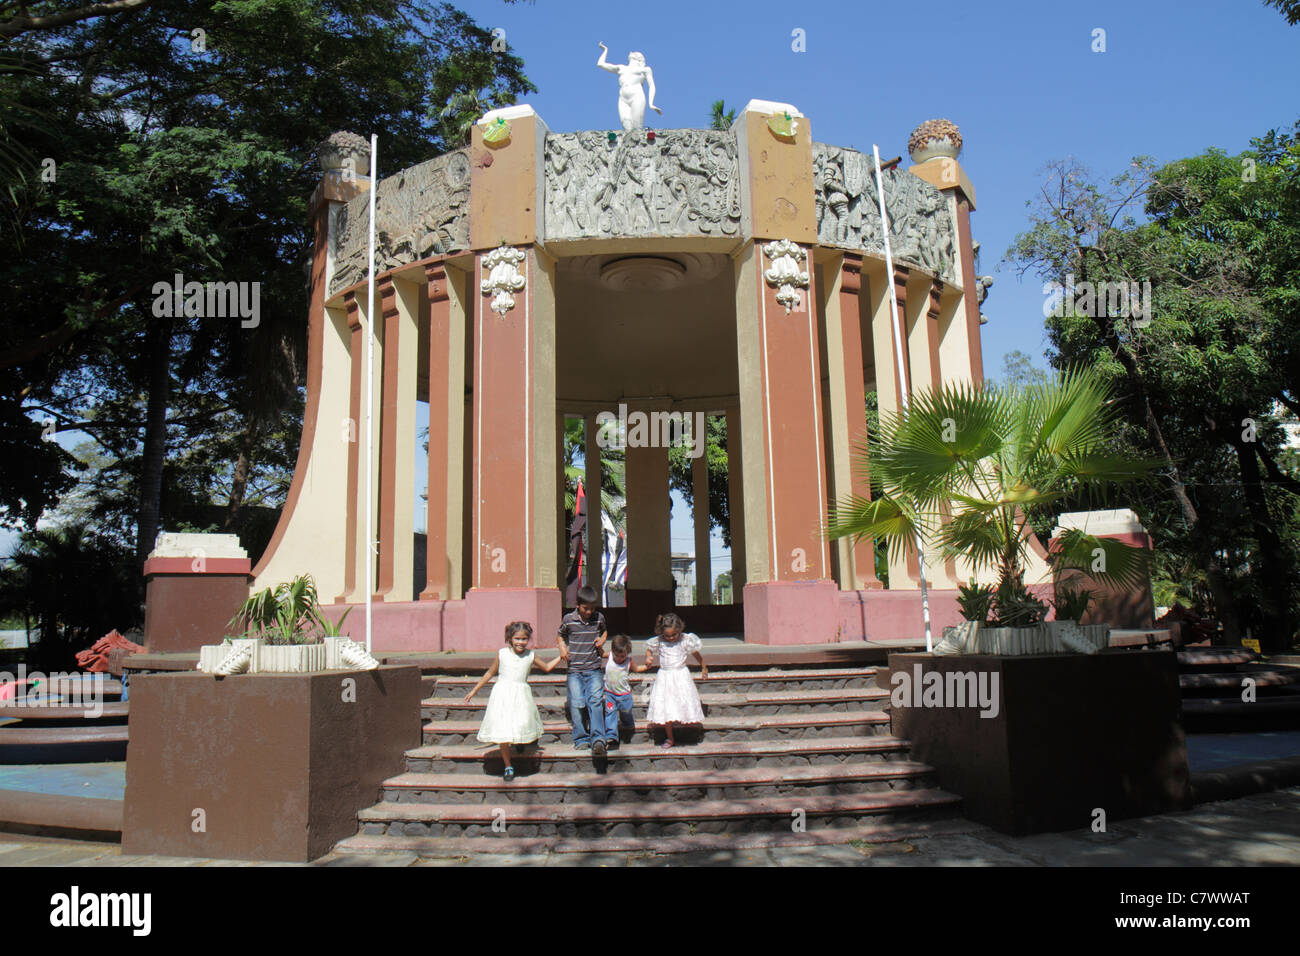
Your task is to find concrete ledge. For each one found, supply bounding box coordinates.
[1190,756,1300,804]
[0,790,122,842]
[123,666,422,862]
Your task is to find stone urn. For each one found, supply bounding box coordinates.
[315,130,371,176]
[908,118,962,164]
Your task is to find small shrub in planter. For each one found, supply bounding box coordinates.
[198,575,352,674]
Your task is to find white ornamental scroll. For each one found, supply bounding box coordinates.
[480,244,527,316]
[762,239,809,313]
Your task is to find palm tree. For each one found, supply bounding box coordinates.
[709,100,736,131]
[826,367,1155,621]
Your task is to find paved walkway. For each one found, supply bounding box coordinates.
[2,786,1298,867]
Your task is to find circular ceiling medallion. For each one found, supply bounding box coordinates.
[599,256,687,291]
[563,252,729,291]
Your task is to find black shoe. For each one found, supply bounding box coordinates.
[605,738,620,751]
[592,739,606,756]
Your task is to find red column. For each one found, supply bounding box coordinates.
[955,197,985,385]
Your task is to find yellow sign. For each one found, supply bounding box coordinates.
[1242,638,1261,654]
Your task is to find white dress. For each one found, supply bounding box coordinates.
[645,633,705,724]
[476,648,545,744]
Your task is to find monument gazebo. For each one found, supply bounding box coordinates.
[241,96,1007,651]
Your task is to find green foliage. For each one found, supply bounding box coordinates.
[709,100,736,130]
[827,366,1155,601]
[990,573,1049,628]
[1,0,535,574]
[668,415,732,547]
[956,580,995,625]
[1053,585,1094,623]
[229,573,343,645]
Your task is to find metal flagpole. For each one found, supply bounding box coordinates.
[872,144,933,652]
[365,133,378,655]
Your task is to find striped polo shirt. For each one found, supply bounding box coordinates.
[558,610,606,671]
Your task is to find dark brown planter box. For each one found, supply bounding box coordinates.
[888,650,1190,835]
[122,666,422,862]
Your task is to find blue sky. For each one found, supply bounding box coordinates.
[450,0,1299,587]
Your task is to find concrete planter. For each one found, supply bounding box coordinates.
[888,650,1190,834]
[123,667,422,861]
[196,638,260,674]
[251,643,326,673]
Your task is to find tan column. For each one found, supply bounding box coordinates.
[335,291,363,603]
[691,432,712,604]
[822,253,883,590]
[954,196,985,385]
[375,276,418,601]
[420,261,468,601]
[533,248,559,591]
[734,245,773,585]
[725,405,746,600]
[584,415,603,592]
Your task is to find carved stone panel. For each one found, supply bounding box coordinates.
[544,130,741,240]
[330,149,471,295]
[812,143,955,282]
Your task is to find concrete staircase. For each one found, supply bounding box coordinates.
[1178,647,1300,731]
[0,677,128,763]
[334,657,963,856]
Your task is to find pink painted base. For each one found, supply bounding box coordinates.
[743,580,839,645]
[837,584,1057,643]
[319,600,464,652]
[465,587,563,652]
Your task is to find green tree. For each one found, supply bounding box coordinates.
[709,99,735,131]
[2,0,535,571]
[1006,129,1300,649]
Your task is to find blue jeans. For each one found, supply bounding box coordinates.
[604,690,635,742]
[566,669,607,745]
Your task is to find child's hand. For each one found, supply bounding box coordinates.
[700,664,709,680]
[462,691,475,703]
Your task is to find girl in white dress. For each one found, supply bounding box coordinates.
[463,622,564,780]
[644,613,709,748]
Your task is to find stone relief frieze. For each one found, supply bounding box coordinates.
[329,149,471,295]
[544,130,741,240]
[813,143,955,282]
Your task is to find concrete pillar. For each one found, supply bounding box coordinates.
[376,276,418,601]
[334,291,363,603]
[420,261,468,601]
[584,415,603,592]
[462,105,561,647]
[253,170,366,600]
[725,405,745,602]
[692,430,712,604]
[337,286,383,604]
[820,251,883,591]
[625,429,674,632]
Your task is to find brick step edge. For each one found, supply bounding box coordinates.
[359,789,962,824]
[384,761,937,792]
[332,816,982,858]
[408,734,913,762]
[424,711,892,736]
[430,668,882,686]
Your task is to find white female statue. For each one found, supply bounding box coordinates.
[597,42,662,131]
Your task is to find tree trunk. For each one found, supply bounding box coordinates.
[1225,413,1296,652]
[136,314,172,563]
[1110,341,1243,642]
[224,417,257,530]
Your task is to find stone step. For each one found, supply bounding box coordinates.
[423,710,892,745]
[1176,648,1259,669]
[1179,668,1300,694]
[424,667,882,697]
[423,687,889,720]
[380,761,936,805]
[357,788,963,838]
[0,702,129,722]
[406,733,911,773]
[334,815,977,858]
